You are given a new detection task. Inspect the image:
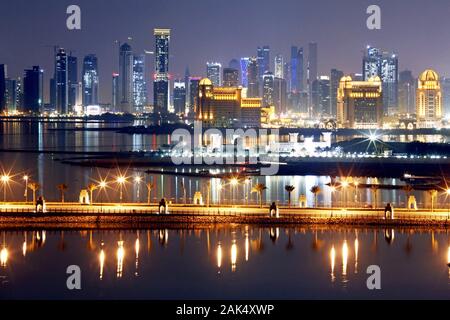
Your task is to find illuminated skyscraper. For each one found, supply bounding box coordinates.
[0,64,5,113]
[67,55,78,111]
[240,57,250,87]
[189,77,201,115]
[82,54,99,106]
[337,76,383,129]
[112,73,119,112]
[206,62,222,87]
[153,28,171,114]
[247,57,259,98]
[257,46,270,78]
[363,46,398,115]
[440,77,450,118]
[119,43,133,113]
[23,66,43,114]
[274,54,284,79]
[262,71,274,107]
[273,77,287,114]
[416,69,442,128]
[173,80,186,115]
[223,68,239,87]
[4,79,18,113]
[133,54,147,112]
[307,43,318,87]
[55,48,69,114]
[290,46,304,93]
[330,69,344,118]
[312,76,331,117]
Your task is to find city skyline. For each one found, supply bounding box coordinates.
[2,0,450,104]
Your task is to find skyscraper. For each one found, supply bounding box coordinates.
[311,76,331,117]
[290,46,304,93]
[4,78,17,113]
[133,54,147,112]
[262,71,274,107]
[228,59,240,71]
[240,57,250,87]
[416,69,442,128]
[247,57,259,98]
[399,70,416,115]
[257,46,270,78]
[307,43,318,87]
[173,80,186,115]
[330,69,344,118]
[189,77,201,115]
[223,68,239,87]
[0,64,6,113]
[440,77,450,118]
[363,46,398,115]
[119,43,133,113]
[55,48,69,114]
[67,55,78,111]
[82,54,99,106]
[337,76,383,129]
[206,62,222,87]
[274,54,284,79]
[112,73,119,112]
[153,28,171,114]
[23,66,43,114]
[273,77,287,114]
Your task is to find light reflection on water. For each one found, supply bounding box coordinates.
[0,227,449,299]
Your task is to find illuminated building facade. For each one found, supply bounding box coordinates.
[398,70,416,115]
[312,76,331,117]
[55,48,68,114]
[273,77,287,114]
[262,71,274,107]
[82,54,99,107]
[337,76,383,129]
[363,46,398,115]
[206,62,222,87]
[416,69,442,128]
[197,78,261,128]
[112,73,119,112]
[240,57,250,87]
[257,46,270,78]
[247,57,259,98]
[330,69,344,118]
[119,43,133,113]
[274,54,284,79]
[153,28,171,114]
[223,68,239,87]
[23,66,43,114]
[173,80,186,115]
[133,54,147,112]
[189,77,201,116]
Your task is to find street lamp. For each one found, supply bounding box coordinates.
[230,178,239,205]
[134,176,142,201]
[98,181,107,204]
[1,175,10,203]
[23,175,29,203]
[117,176,126,204]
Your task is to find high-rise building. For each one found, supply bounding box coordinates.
[67,55,78,111]
[416,69,442,128]
[312,76,331,117]
[307,43,318,87]
[153,28,171,114]
[290,46,304,93]
[330,69,344,118]
[257,46,270,78]
[55,48,69,114]
[240,57,250,87]
[399,70,416,115]
[23,66,44,114]
[4,78,17,113]
[0,64,6,113]
[173,80,186,115]
[133,54,147,112]
[440,77,450,118]
[247,57,259,98]
[189,77,201,115]
[273,77,287,114]
[112,73,119,112]
[197,78,261,128]
[119,43,133,113]
[274,54,284,79]
[206,62,222,87]
[223,68,239,87]
[337,76,383,129]
[228,59,240,71]
[363,46,398,115]
[262,71,274,107]
[82,54,99,107]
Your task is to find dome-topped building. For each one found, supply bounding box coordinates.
[416,69,442,128]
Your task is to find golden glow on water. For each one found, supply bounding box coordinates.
[342,241,348,277]
[217,243,222,270]
[231,241,237,272]
[117,241,124,278]
[0,247,8,267]
[22,241,27,257]
[99,249,105,280]
[135,237,140,277]
[330,246,336,283]
[354,238,359,274]
[245,233,249,262]
[447,246,450,265]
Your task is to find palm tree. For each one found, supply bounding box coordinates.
[371,184,379,209]
[87,183,98,205]
[252,183,267,208]
[310,186,321,208]
[146,182,155,205]
[28,182,40,204]
[402,184,414,209]
[428,189,438,212]
[57,184,68,203]
[285,185,295,208]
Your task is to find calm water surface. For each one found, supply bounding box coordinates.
[0,227,449,299]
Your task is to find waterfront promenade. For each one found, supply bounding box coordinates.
[0,202,449,228]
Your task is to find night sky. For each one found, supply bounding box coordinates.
[1,0,450,104]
